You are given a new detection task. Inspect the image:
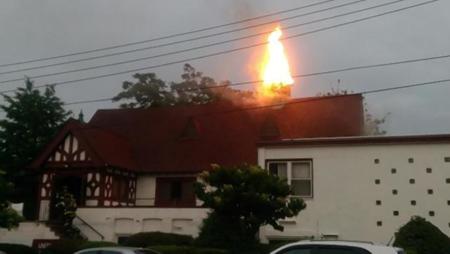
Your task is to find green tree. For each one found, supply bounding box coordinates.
[112,73,176,108]
[194,164,306,250]
[0,170,22,228]
[53,187,82,239]
[0,78,71,218]
[113,64,255,108]
[394,216,450,254]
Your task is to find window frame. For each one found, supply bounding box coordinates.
[266,159,314,198]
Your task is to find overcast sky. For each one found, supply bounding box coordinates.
[0,0,449,135]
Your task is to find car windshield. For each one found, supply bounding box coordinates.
[134,250,159,254]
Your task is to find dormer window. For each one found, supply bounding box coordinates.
[180,117,199,139]
[261,115,280,138]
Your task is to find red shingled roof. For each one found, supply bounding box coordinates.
[30,94,363,173]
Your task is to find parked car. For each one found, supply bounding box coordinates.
[270,241,405,254]
[74,247,160,254]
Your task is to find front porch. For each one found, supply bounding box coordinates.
[38,168,137,221]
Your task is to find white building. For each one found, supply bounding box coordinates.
[258,135,450,244]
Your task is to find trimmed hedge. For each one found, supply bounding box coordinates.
[123,232,194,247]
[394,216,450,254]
[149,245,228,254]
[77,241,117,250]
[0,243,37,254]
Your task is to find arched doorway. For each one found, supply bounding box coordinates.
[49,175,85,221]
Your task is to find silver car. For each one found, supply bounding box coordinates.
[270,241,405,254]
[74,247,160,254]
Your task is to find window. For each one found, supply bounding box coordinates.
[317,247,370,254]
[135,250,161,254]
[112,175,129,202]
[78,251,100,254]
[155,177,196,207]
[268,160,313,198]
[170,181,182,200]
[278,247,313,254]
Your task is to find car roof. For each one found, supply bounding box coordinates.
[75,247,153,252]
[271,241,398,254]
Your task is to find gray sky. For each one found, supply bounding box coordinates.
[0,0,449,135]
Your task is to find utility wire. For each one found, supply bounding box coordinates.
[198,77,450,117]
[0,0,340,68]
[61,52,450,106]
[0,0,436,88]
[58,77,450,125]
[0,0,369,75]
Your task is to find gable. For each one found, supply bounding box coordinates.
[46,133,92,163]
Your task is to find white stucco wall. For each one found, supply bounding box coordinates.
[0,222,58,246]
[76,207,209,242]
[258,142,450,244]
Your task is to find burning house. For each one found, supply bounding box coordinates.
[17,93,363,243]
[2,26,449,246]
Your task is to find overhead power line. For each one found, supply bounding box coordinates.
[61,52,450,106]
[58,77,450,124]
[197,78,450,117]
[0,0,369,75]
[0,0,437,89]
[0,0,340,68]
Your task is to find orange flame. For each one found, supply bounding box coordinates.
[260,27,294,94]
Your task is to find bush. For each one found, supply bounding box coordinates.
[394,216,450,254]
[41,239,85,254]
[149,245,228,254]
[0,243,37,254]
[77,241,117,250]
[123,232,194,247]
[195,212,258,250]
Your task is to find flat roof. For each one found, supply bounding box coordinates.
[258,134,450,147]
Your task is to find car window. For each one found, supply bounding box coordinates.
[278,246,314,254]
[317,247,371,254]
[78,251,100,254]
[135,250,160,254]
